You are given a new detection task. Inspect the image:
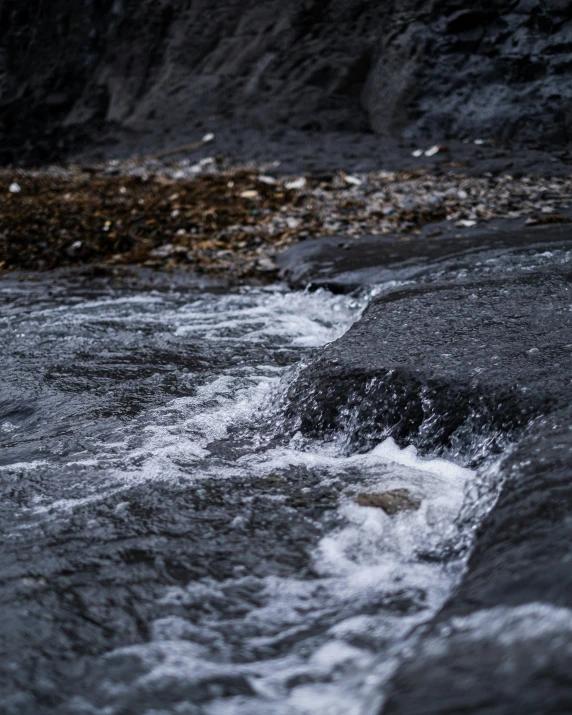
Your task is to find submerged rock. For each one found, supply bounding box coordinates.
[355,489,421,515]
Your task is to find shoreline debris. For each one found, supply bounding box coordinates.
[2,161,570,280]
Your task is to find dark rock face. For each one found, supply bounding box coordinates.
[277,224,572,292]
[366,0,572,144]
[283,226,572,713]
[2,0,572,163]
[0,0,384,163]
[286,229,572,463]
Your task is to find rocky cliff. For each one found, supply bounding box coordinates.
[1,0,571,163]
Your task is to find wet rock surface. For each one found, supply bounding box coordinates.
[355,489,421,515]
[278,223,572,292]
[283,226,572,712]
[286,228,572,461]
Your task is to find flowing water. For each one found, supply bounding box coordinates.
[0,275,493,714]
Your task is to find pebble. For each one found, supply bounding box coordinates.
[3,164,571,281]
[285,177,306,190]
[257,256,278,272]
[425,146,441,157]
[355,489,421,515]
[344,174,362,186]
[258,175,277,185]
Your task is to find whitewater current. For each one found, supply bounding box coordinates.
[0,277,497,714]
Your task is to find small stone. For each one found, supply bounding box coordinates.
[66,240,83,256]
[344,174,362,186]
[149,243,175,258]
[285,177,306,190]
[257,256,278,272]
[355,489,421,515]
[8,182,21,193]
[425,145,448,157]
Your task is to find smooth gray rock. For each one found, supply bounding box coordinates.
[287,248,571,461]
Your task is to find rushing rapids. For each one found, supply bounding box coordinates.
[0,273,496,715]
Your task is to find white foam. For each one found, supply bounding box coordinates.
[245,436,472,479]
[445,603,572,645]
[367,438,473,480]
[139,435,474,714]
[0,459,49,471]
[11,287,369,515]
[3,283,492,714]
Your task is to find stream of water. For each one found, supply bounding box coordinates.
[0,276,492,714]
